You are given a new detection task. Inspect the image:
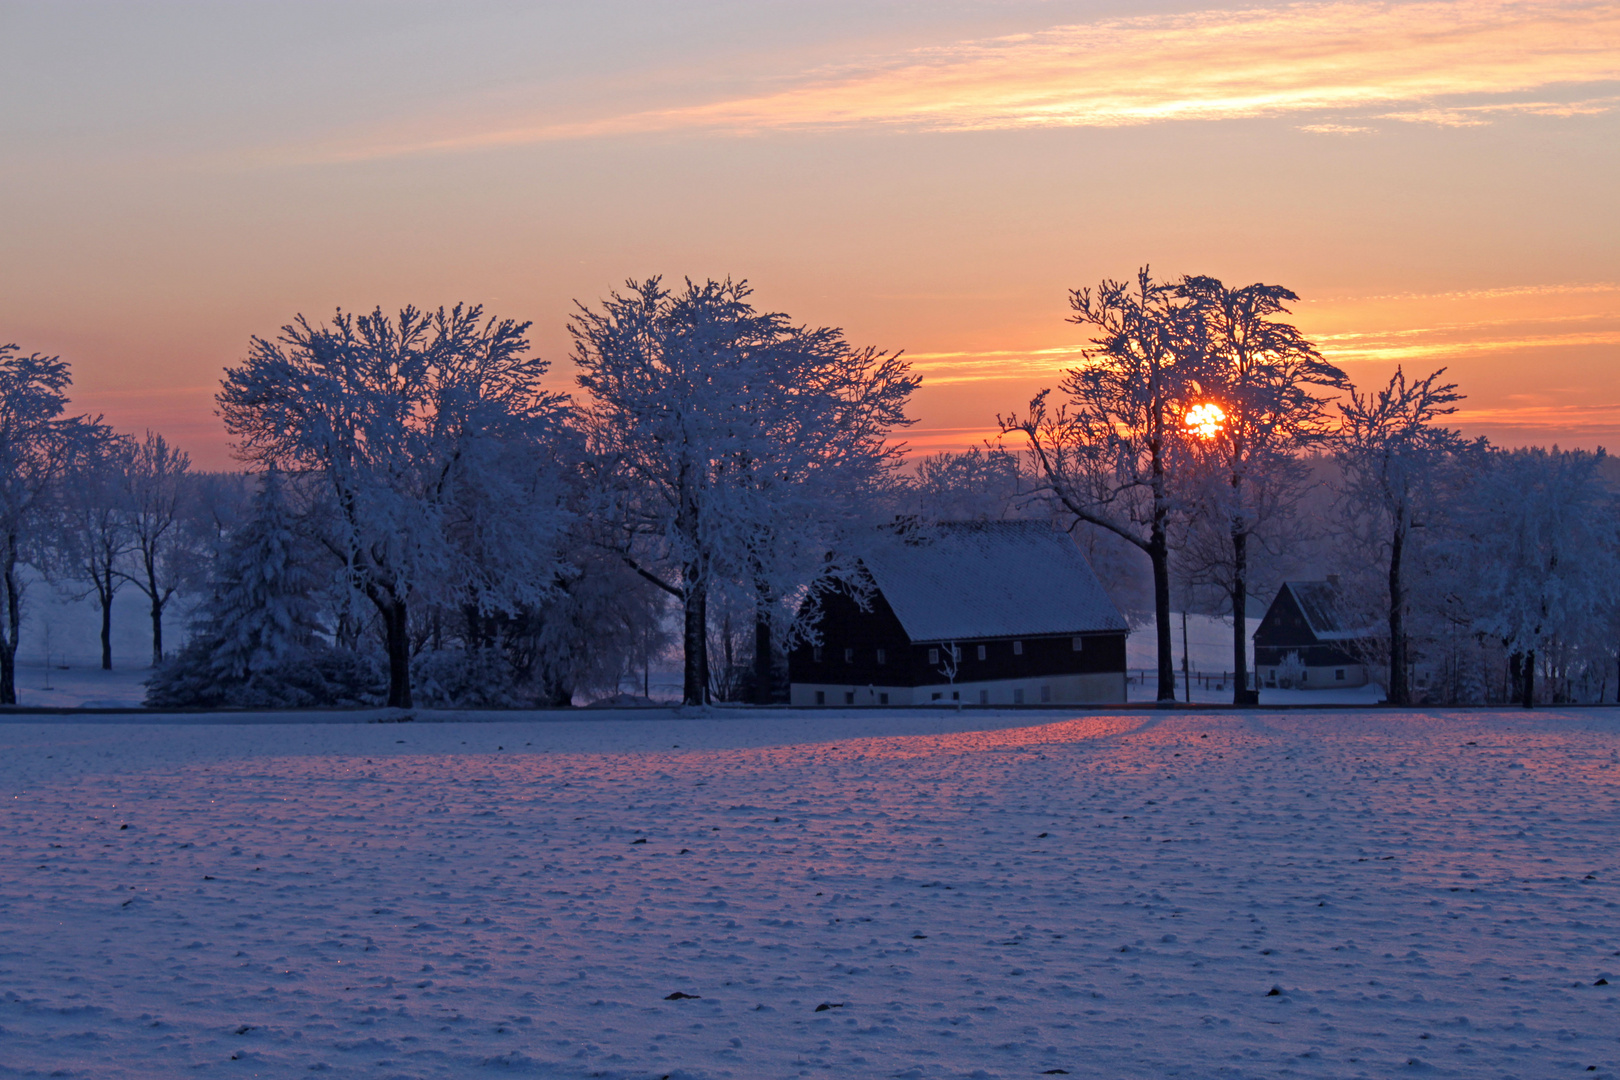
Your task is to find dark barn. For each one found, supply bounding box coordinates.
[789,521,1128,706]
[1252,579,1372,689]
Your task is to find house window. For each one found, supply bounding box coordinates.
[928,647,939,665]
[976,644,987,661]
[978,690,988,705]
[813,646,822,662]
[879,692,889,705]
[1012,641,1023,655]
[1301,670,1308,684]
[815,690,825,705]
[1040,685,1051,703]
[844,648,853,663]
[1013,688,1025,704]
[951,691,960,701]
[949,645,961,661]
[1072,636,1084,651]
[844,691,855,705]
[1336,669,1346,681]
[931,691,943,701]
[876,648,886,665]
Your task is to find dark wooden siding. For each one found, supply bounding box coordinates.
[1252,586,1359,666]
[789,581,1127,688]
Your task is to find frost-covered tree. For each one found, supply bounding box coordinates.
[52,440,136,670]
[573,277,916,706]
[1000,268,1207,702]
[1176,276,1346,703]
[0,345,109,702]
[145,471,383,708]
[910,447,1028,522]
[1451,448,1620,706]
[118,432,195,666]
[218,305,571,707]
[195,471,319,677]
[1333,367,1465,705]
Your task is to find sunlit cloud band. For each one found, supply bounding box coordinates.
[337,0,1620,159]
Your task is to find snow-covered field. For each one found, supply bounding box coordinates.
[2,708,1617,1079]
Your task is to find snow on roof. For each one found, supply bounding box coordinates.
[858,521,1128,643]
[1283,581,1372,641]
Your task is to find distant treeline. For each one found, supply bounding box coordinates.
[2,269,1611,709]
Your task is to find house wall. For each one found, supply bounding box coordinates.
[787,582,1127,688]
[787,581,1127,704]
[1257,662,1369,689]
[790,672,1126,707]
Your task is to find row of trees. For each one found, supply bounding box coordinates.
[4,268,1613,708]
[0,345,243,702]
[997,269,1619,705]
[167,280,913,709]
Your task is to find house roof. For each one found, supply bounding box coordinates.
[1280,581,1370,642]
[857,521,1128,643]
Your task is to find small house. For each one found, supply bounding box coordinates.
[1252,580,1372,689]
[788,521,1128,706]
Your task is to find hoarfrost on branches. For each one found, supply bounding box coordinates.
[218,304,572,708]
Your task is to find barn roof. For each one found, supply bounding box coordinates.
[858,521,1128,643]
[1281,581,1369,641]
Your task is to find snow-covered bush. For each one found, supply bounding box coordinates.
[1275,650,1306,689]
[410,647,535,709]
[146,642,384,709]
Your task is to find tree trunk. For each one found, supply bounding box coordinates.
[681,570,708,707]
[1231,527,1252,705]
[753,599,773,706]
[1149,527,1176,702]
[1387,522,1408,706]
[1522,649,1535,708]
[0,541,18,705]
[145,552,164,667]
[150,595,164,667]
[99,568,114,671]
[384,598,412,709]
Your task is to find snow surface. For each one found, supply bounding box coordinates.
[2,707,1618,1079]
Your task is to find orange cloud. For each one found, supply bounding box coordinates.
[329,0,1620,159]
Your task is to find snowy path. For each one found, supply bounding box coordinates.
[1,709,1618,1079]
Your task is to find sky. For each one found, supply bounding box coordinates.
[2,0,1617,469]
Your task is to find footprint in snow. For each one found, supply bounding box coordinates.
[814,1002,845,1012]
[665,991,700,1000]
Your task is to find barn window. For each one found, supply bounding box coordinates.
[876,648,887,665]
[1040,685,1051,703]
[1072,636,1084,651]
[1013,688,1025,704]
[844,691,855,705]
[813,646,823,662]
[879,693,889,705]
[1012,641,1023,655]
[1336,669,1346,681]
[928,647,939,665]
[843,647,853,663]
[978,690,988,705]
[976,644,986,661]
[815,691,825,705]
[931,691,943,701]
[951,645,961,661]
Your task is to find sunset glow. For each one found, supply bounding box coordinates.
[1,1,1615,465]
[1184,402,1229,439]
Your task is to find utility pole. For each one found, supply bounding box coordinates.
[1181,609,1191,703]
